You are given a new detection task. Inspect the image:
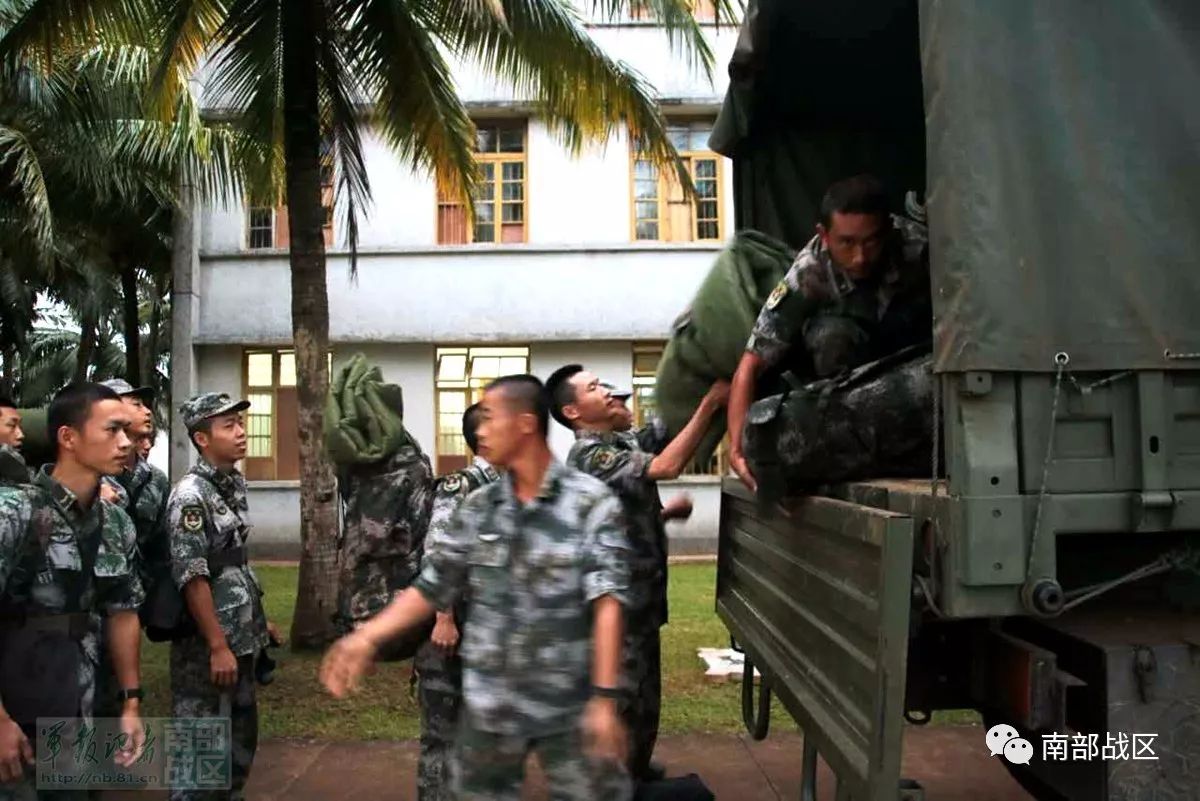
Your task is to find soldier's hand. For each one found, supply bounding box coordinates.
[582,698,628,766]
[99,482,121,505]
[320,632,378,699]
[266,621,286,647]
[707,380,732,408]
[210,644,238,688]
[0,716,33,783]
[431,612,459,655]
[661,494,693,522]
[731,451,758,494]
[114,709,146,768]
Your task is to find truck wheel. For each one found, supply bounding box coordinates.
[981,712,1068,801]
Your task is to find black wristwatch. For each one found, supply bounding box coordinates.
[591,685,625,700]
[116,688,144,702]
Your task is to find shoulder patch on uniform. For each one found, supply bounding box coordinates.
[181,505,204,532]
[440,474,463,494]
[593,449,617,470]
[765,280,788,310]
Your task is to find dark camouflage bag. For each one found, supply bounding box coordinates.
[744,344,934,503]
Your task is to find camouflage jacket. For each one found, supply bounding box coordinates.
[0,470,143,714]
[634,418,669,455]
[423,457,500,561]
[335,443,434,631]
[167,459,268,656]
[421,457,500,618]
[103,457,171,579]
[568,429,668,627]
[413,459,631,737]
[746,214,931,377]
[0,444,31,487]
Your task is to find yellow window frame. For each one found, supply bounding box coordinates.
[630,139,725,243]
[437,123,528,245]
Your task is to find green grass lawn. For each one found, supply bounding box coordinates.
[138,562,973,740]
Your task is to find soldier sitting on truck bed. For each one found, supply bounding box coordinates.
[727,174,932,492]
[548,365,728,784]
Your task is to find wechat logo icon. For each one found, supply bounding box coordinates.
[987,723,1034,765]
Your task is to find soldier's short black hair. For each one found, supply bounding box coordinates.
[819,174,890,227]
[188,419,213,453]
[462,402,484,454]
[47,382,121,452]
[545,364,584,429]
[0,394,16,410]
[485,374,549,436]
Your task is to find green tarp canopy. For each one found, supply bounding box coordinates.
[712,0,1200,373]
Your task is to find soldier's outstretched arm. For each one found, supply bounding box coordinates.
[322,497,474,698]
[0,491,34,779]
[728,352,765,492]
[320,586,435,698]
[646,380,730,481]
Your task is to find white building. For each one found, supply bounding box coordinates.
[171,7,741,557]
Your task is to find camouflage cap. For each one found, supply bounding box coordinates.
[601,381,632,401]
[181,392,251,431]
[100,378,155,405]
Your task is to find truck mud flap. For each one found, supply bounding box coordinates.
[717,479,916,801]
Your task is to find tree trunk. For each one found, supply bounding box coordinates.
[282,4,340,650]
[120,262,142,386]
[75,303,99,384]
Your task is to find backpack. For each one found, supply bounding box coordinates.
[140,475,247,643]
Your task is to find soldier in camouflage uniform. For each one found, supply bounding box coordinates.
[414,402,499,801]
[727,174,932,493]
[167,393,277,801]
[333,438,434,645]
[323,375,633,801]
[93,380,171,721]
[0,397,29,488]
[0,383,146,800]
[548,366,728,782]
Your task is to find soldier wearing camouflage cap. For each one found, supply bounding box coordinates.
[166,392,280,801]
[550,366,727,784]
[93,379,172,722]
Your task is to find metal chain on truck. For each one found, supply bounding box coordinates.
[1026,352,1069,578]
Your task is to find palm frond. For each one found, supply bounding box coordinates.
[348,0,477,205]
[583,0,723,81]
[0,121,53,253]
[0,0,149,68]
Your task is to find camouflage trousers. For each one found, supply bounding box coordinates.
[414,640,462,801]
[169,637,258,801]
[453,722,631,801]
[618,620,662,780]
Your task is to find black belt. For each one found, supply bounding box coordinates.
[0,611,91,640]
[208,546,248,571]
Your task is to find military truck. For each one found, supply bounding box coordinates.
[708,2,1200,799]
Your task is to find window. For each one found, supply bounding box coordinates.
[243,350,299,481]
[435,346,530,474]
[246,144,335,250]
[437,123,527,245]
[632,120,725,243]
[242,349,331,481]
[632,342,730,476]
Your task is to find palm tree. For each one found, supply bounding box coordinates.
[0,7,246,395]
[3,0,738,648]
